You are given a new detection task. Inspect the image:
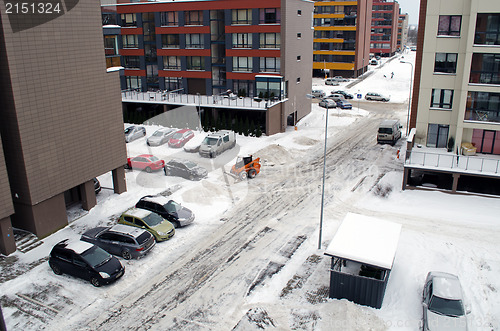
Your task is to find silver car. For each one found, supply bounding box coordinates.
[365,92,390,102]
[147,128,176,146]
[422,272,470,331]
[125,125,146,143]
[318,98,337,108]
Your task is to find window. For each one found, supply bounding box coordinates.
[123,56,141,69]
[260,33,280,48]
[122,35,138,48]
[298,10,302,16]
[438,15,461,36]
[104,36,118,56]
[296,77,301,83]
[232,9,252,25]
[233,57,252,72]
[469,53,500,85]
[260,57,280,72]
[162,34,180,48]
[260,8,280,24]
[102,13,117,25]
[232,33,252,48]
[161,11,178,26]
[187,56,204,70]
[297,55,301,61]
[431,89,453,109]
[434,53,457,74]
[475,13,500,45]
[126,76,142,90]
[185,10,203,25]
[427,124,449,148]
[121,13,136,27]
[297,33,301,39]
[186,34,204,48]
[465,91,500,123]
[163,56,181,70]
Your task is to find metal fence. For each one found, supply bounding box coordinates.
[406,150,500,175]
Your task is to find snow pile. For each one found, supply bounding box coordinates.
[255,144,294,165]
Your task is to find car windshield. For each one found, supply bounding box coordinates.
[429,296,465,317]
[142,213,165,227]
[149,156,159,162]
[379,128,393,134]
[203,137,219,146]
[124,127,133,134]
[81,246,112,268]
[184,161,197,169]
[136,231,151,245]
[152,131,164,137]
[172,132,183,139]
[164,200,182,213]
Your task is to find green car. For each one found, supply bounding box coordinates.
[118,208,175,242]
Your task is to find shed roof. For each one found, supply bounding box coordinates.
[324,213,402,270]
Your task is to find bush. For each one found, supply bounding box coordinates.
[372,184,393,198]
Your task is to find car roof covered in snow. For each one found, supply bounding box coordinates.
[324,213,402,270]
[109,224,147,238]
[140,195,172,205]
[122,208,151,219]
[64,240,94,254]
[428,271,463,300]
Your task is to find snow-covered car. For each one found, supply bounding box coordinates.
[365,92,390,102]
[336,100,352,109]
[48,239,125,287]
[136,195,195,228]
[81,224,156,260]
[163,159,208,180]
[422,272,470,331]
[118,208,175,242]
[147,128,176,146]
[125,154,165,173]
[124,125,146,143]
[168,129,194,148]
[318,99,337,108]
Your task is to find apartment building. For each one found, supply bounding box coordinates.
[0,0,127,254]
[410,0,500,154]
[370,0,399,57]
[312,0,373,78]
[397,12,408,51]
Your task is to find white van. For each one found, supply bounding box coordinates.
[325,78,340,86]
[199,130,236,158]
[377,120,402,145]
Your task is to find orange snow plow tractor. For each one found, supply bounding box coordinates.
[230,155,261,180]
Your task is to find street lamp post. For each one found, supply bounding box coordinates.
[318,100,331,250]
[400,60,413,136]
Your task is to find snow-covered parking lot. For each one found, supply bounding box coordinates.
[1,51,499,330]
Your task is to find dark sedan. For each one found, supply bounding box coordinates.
[136,195,195,228]
[164,159,207,180]
[336,100,353,109]
[81,224,156,260]
[48,239,125,287]
[331,90,354,99]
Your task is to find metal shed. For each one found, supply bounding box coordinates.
[324,213,402,309]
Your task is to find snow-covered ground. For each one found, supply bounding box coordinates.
[1,50,499,330]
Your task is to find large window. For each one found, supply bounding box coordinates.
[104,36,118,56]
[123,56,141,69]
[232,57,252,72]
[163,56,181,70]
[260,8,280,24]
[434,53,457,74]
[465,92,500,123]
[122,35,138,48]
[161,11,178,26]
[126,76,142,90]
[260,33,280,49]
[431,89,454,109]
[438,15,461,36]
[164,77,182,91]
[427,124,449,148]
[121,13,136,27]
[470,53,500,85]
[232,33,252,48]
[102,13,117,25]
[187,56,204,70]
[162,34,180,48]
[186,34,204,48]
[475,13,500,45]
[232,9,252,25]
[260,57,280,72]
[185,11,203,25]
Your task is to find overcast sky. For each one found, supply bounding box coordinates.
[396,0,421,26]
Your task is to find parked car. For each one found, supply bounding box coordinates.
[312,89,326,98]
[332,76,349,82]
[370,59,378,65]
[81,224,156,260]
[325,78,340,86]
[136,196,195,228]
[124,125,146,143]
[377,119,402,145]
[199,130,236,158]
[375,55,381,60]
[168,129,194,148]
[422,272,470,331]
[118,208,175,242]
[331,90,354,99]
[147,128,176,146]
[318,98,337,108]
[164,159,208,180]
[93,178,101,194]
[326,93,345,102]
[336,100,353,109]
[125,154,165,173]
[365,92,390,102]
[48,239,125,287]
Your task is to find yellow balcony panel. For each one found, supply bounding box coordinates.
[314,14,345,19]
[314,50,356,56]
[314,26,357,31]
[314,38,344,43]
[313,62,355,71]
[314,1,358,6]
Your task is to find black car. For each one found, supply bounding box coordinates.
[48,239,125,287]
[93,178,101,194]
[81,224,156,260]
[135,195,195,228]
[331,90,354,99]
[164,159,208,181]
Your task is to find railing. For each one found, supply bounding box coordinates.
[121,90,281,109]
[405,150,500,175]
